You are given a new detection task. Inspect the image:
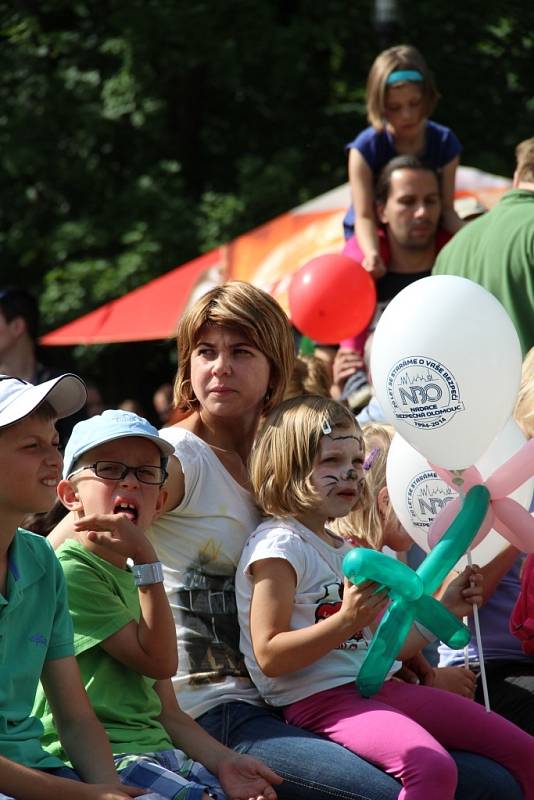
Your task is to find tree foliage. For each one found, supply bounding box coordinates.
[0,0,533,407]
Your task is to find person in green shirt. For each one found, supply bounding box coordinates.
[433,137,534,356]
[0,374,142,800]
[37,409,281,800]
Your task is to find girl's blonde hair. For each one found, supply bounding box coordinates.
[251,395,368,518]
[173,281,295,416]
[284,355,332,400]
[515,346,534,440]
[366,45,439,130]
[334,422,395,550]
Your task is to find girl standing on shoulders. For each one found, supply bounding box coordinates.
[344,45,463,277]
[236,396,534,800]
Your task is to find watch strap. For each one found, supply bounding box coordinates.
[133,561,164,587]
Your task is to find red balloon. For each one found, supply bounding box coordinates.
[288,254,376,343]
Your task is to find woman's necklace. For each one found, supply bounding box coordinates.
[209,442,242,459]
[208,442,249,487]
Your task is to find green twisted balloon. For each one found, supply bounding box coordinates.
[343,484,490,696]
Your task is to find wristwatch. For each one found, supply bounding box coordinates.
[132,561,164,587]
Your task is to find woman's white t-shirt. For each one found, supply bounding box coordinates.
[148,427,262,718]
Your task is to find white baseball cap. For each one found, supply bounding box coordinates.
[0,373,87,430]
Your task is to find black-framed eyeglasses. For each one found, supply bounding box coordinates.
[68,460,168,485]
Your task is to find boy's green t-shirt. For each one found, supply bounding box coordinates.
[0,529,73,770]
[34,540,172,758]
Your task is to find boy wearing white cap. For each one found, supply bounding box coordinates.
[0,375,142,800]
[36,410,280,800]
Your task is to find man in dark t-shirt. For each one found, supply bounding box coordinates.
[339,155,448,409]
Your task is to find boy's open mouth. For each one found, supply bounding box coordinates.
[114,501,138,522]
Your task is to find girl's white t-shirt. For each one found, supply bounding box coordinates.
[148,427,262,718]
[236,517,401,706]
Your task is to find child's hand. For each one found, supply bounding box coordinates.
[73,513,153,563]
[332,348,365,396]
[218,753,282,800]
[362,252,387,279]
[427,665,477,699]
[441,565,483,619]
[395,653,433,685]
[339,577,388,635]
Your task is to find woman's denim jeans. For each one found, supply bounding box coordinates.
[198,701,522,800]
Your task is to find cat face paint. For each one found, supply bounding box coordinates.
[311,427,366,519]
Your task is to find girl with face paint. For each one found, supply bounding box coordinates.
[235,396,534,800]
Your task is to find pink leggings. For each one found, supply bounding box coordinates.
[284,680,534,800]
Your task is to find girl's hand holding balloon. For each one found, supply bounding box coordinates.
[339,577,388,635]
[440,565,483,619]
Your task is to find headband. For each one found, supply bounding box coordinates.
[386,69,423,86]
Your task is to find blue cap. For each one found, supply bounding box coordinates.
[63,409,174,479]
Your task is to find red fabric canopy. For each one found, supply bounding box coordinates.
[40,249,225,345]
[41,167,510,347]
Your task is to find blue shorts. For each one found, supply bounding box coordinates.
[115,749,224,800]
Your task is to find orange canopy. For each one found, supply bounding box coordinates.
[40,249,225,345]
[41,168,511,346]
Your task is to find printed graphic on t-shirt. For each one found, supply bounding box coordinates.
[315,581,367,650]
[175,540,248,686]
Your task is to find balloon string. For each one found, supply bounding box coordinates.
[466,550,491,712]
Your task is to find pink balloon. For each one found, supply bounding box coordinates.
[492,498,534,551]
[486,439,534,498]
[429,437,534,555]
[431,464,482,492]
[428,498,461,547]
[429,499,493,551]
[386,420,534,569]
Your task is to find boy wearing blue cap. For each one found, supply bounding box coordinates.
[36,410,281,800]
[0,376,142,800]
